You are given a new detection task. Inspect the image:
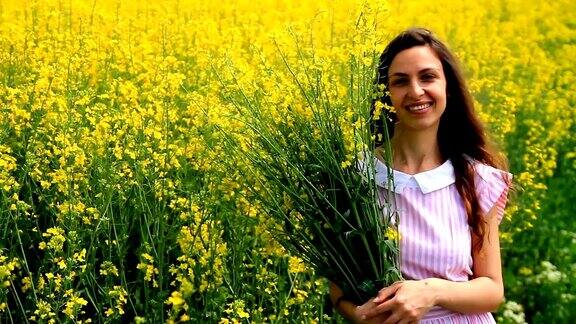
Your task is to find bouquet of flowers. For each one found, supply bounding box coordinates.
[212,29,402,304]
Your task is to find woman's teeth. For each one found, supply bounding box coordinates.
[406,103,432,112]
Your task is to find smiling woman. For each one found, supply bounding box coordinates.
[330,28,513,324]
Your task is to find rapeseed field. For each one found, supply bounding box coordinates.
[0,0,574,322]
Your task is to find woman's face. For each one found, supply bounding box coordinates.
[387,45,447,134]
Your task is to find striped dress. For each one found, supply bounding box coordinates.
[374,158,512,323]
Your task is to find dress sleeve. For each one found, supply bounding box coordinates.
[475,163,513,224]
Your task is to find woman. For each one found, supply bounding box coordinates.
[330,28,512,323]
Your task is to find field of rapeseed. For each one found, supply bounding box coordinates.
[0,0,574,323]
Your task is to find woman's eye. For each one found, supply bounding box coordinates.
[421,74,436,81]
[390,79,406,86]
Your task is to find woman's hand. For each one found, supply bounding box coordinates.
[354,298,390,324]
[357,280,437,324]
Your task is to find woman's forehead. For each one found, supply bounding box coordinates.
[389,46,443,74]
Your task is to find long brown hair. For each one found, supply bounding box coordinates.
[372,28,508,251]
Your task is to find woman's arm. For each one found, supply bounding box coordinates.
[429,202,504,312]
[359,204,504,322]
[329,282,357,320]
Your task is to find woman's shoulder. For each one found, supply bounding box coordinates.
[466,158,513,220]
[466,158,512,185]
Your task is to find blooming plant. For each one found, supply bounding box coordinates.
[212,26,402,303]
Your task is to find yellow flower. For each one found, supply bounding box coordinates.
[166,291,185,308]
[41,227,66,252]
[100,261,119,277]
[288,256,307,274]
[34,300,55,320]
[104,308,115,317]
[385,227,401,241]
[63,294,88,319]
[519,267,533,276]
[0,255,20,288]
[137,253,159,287]
[21,276,32,293]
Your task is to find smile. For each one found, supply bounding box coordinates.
[405,102,432,112]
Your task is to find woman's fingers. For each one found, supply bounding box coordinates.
[374,281,402,303]
[355,298,379,320]
[396,319,414,324]
[364,297,395,318]
[381,310,401,324]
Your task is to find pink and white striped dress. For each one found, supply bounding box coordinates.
[374,158,512,324]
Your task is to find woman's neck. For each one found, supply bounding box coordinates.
[391,128,443,175]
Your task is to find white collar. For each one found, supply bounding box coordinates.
[375,158,455,194]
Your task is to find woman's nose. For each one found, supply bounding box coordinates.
[408,81,425,97]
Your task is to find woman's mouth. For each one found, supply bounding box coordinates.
[405,102,433,113]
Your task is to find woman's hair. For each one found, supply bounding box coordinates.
[372,27,508,251]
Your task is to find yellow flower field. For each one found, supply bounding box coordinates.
[0,0,574,322]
